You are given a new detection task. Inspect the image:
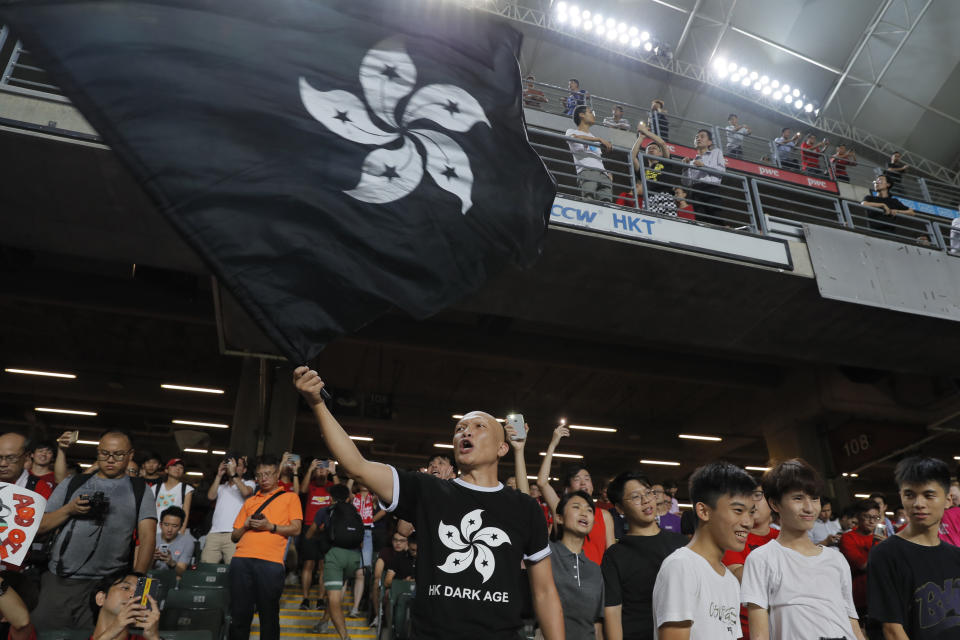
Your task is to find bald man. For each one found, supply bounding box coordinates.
[294,368,564,640]
[0,432,55,498]
[34,431,157,630]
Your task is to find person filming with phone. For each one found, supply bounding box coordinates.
[201,454,254,565]
[34,431,157,630]
[229,454,303,640]
[152,507,193,576]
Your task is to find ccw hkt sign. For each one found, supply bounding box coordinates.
[0,484,46,566]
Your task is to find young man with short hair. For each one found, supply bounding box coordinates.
[774,127,802,171]
[651,482,681,534]
[602,471,686,640]
[652,461,756,639]
[869,492,896,537]
[868,456,960,639]
[564,78,587,115]
[153,506,194,576]
[311,483,363,640]
[809,496,842,546]
[860,174,915,235]
[740,459,863,640]
[838,500,884,618]
[300,457,334,610]
[724,114,750,160]
[202,455,255,565]
[603,105,631,131]
[294,367,564,640]
[139,452,163,490]
[426,454,456,480]
[567,105,614,203]
[27,439,57,490]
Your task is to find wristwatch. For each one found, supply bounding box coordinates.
[272,524,277,533]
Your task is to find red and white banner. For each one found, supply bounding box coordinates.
[0,483,46,567]
[642,139,839,194]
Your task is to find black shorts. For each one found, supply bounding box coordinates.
[299,535,329,563]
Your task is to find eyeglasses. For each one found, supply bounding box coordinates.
[0,453,23,464]
[651,489,665,496]
[254,472,277,479]
[625,489,657,503]
[862,514,882,522]
[97,449,132,461]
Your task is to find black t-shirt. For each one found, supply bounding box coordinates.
[863,194,910,212]
[868,534,960,639]
[384,467,551,640]
[601,530,688,640]
[387,550,417,581]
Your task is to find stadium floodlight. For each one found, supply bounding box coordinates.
[605,17,615,28]
[727,61,738,72]
[592,12,602,23]
[643,41,653,51]
[749,71,759,80]
[557,12,568,23]
[582,19,591,30]
[792,88,801,97]
[557,1,567,12]
[570,15,581,27]
[771,79,780,88]
[629,37,640,47]
[641,31,650,41]
[580,9,589,19]
[717,67,728,79]
[606,29,617,41]
[628,25,638,37]
[741,76,751,87]
[804,103,814,113]
[618,32,629,44]
[760,75,769,85]
[794,99,803,109]
[738,66,748,76]
[784,93,793,104]
[773,90,782,100]
[762,86,772,95]
[781,84,791,93]
[713,57,726,70]
[753,81,762,90]
[595,24,605,35]
[730,74,741,83]
[617,22,627,32]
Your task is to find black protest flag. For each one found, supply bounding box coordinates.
[1,0,555,362]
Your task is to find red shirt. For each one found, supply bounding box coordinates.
[352,492,376,526]
[838,529,877,610]
[278,480,293,492]
[581,506,608,565]
[722,527,779,639]
[677,203,695,220]
[303,484,333,524]
[800,141,820,171]
[26,472,55,499]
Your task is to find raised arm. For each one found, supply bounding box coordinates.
[54,431,73,484]
[207,462,226,501]
[294,368,395,505]
[506,423,530,495]
[537,426,569,515]
[636,122,667,155]
[301,458,319,494]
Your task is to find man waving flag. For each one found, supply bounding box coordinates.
[1,0,555,362]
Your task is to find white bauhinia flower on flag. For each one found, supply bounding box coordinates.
[300,36,491,214]
[436,508,510,583]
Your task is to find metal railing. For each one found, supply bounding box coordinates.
[931,218,960,256]
[721,128,779,167]
[887,174,929,204]
[923,177,960,210]
[636,151,758,231]
[591,94,649,136]
[0,26,67,102]
[829,153,882,187]
[842,201,940,248]
[645,110,712,149]
[751,179,846,229]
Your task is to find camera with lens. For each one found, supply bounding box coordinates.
[80,491,110,523]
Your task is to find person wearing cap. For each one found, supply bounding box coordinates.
[155,458,194,535]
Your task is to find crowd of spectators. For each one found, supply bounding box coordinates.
[5,372,960,640]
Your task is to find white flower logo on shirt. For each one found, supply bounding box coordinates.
[437,508,510,583]
[299,36,490,214]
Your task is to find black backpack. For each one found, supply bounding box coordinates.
[327,501,364,549]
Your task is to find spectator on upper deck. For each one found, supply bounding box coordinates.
[566,105,613,203]
[522,75,547,109]
[629,123,670,214]
[860,174,915,235]
[682,129,726,225]
[800,134,829,175]
[884,151,909,193]
[830,143,857,183]
[774,127,802,171]
[724,114,750,160]
[602,105,631,131]
[564,78,588,115]
[649,98,669,142]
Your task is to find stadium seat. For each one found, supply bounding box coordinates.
[159,608,223,640]
[180,570,228,589]
[146,569,178,595]
[38,630,93,640]
[194,562,229,576]
[389,581,416,640]
[165,587,230,613]
[155,631,211,640]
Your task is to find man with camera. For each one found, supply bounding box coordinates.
[201,454,254,565]
[33,431,157,630]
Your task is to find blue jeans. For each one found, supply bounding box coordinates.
[229,556,285,640]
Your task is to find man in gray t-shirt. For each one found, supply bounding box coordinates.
[154,505,195,575]
[33,431,157,630]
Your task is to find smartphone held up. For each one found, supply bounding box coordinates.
[507,414,526,441]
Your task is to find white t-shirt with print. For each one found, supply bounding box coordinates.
[210,479,256,533]
[156,481,194,511]
[740,539,857,640]
[565,128,605,174]
[652,546,741,639]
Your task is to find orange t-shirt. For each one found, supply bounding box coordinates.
[233,489,303,564]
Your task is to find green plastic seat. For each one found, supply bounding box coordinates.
[193,562,230,576]
[180,570,228,590]
[38,630,93,640]
[159,608,223,640]
[165,587,229,612]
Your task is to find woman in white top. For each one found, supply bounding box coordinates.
[156,457,194,534]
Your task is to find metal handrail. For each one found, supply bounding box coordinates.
[751,179,846,228]
[842,201,940,248]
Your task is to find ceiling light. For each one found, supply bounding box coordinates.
[79,463,92,469]
[783,94,793,104]
[792,88,801,97]
[773,91,782,100]
[842,472,849,477]
[678,502,693,508]
[640,459,681,466]
[495,418,506,423]
[618,33,629,44]
[539,452,584,459]
[753,81,762,90]
[762,86,771,95]
[568,424,617,433]
[76,439,98,446]
[35,407,96,416]
[727,61,737,72]
[172,419,229,429]
[630,38,640,47]
[349,436,373,442]
[183,448,209,454]
[161,384,224,394]
[678,434,722,442]
[643,41,653,51]
[211,450,226,455]
[5,368,76,379]
[741,77,751,87]
[434,443,454,449]
[851,473,859,478]
[606,29,618,41]
[804,103,814,113]
[641,31,650,41]
[451,414,464,419]
[738,66,748,76]
[745,466,771,471]
[730,74,741,83]
[713,57,726,70]
[186,471,204,477]
[781,84,790,93]
[527,475,559,481]
[749,71,759,80]
[760,75,769,85]
[794,99,803,109]
[855,493,871,498]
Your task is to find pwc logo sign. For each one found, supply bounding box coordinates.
[0,484,46,567]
